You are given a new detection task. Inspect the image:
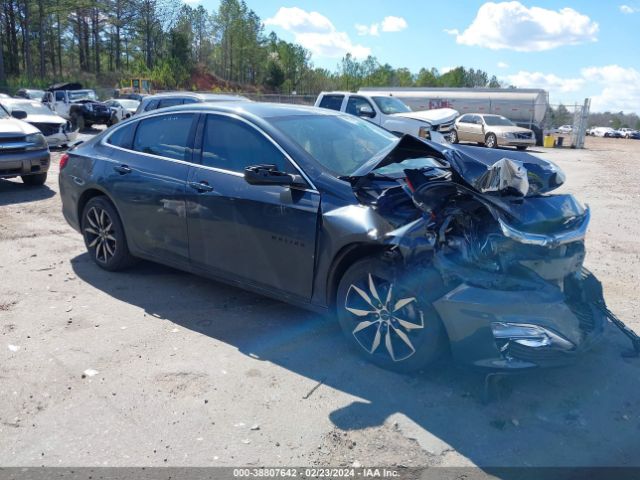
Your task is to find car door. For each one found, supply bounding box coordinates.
[345,96,379,126]
[186,113,320,300]
[103,112,197,265]
[468,115,484,142]
[456,115,471,141]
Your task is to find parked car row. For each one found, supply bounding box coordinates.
[587,126,640,138]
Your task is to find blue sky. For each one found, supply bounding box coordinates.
[192,0,640,113]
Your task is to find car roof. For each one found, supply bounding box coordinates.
[143,92,248,101]
[143,102,340,119]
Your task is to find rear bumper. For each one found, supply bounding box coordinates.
[0,149,50,179]
[434,275,606,370]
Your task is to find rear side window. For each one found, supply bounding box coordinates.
[318,95,344,111]
[107,124,134,148]
[201,115,294,174]
[158,98,183,109]
[132,113,195,161]
[182,97,198,105]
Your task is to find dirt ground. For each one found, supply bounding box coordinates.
[1,134,639,470]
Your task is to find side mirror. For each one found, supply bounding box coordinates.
[357,106,375,118]
[11,110,27,120]
[244,164,303,187]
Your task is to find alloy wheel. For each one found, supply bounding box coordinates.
[344,273,425,362]
[84,206,117,263]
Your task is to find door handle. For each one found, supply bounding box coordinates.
[113,165,132,175]
[189,181,214,192]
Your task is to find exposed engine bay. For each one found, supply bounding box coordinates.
[344,135,639,367]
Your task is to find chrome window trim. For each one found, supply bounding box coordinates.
[100,110,319,193]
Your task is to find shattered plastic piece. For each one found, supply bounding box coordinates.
[241,439,251,444]
[8,344,20,352]
[250,424,260,431]
[170,328,179,333]
[475,158,529,196]
[83,369,99,377]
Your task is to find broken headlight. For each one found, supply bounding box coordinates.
[491,322,574,350]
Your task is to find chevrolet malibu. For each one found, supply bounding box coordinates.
[59,103,625,372]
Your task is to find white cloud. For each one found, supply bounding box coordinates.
[440,66,455,74]
[447,1,598,51]
[581,65,640,112]
[264,7,333,34]
[381,16,408,32]
[619,4,637,13]
[504,65,640,112]
[265,7,370,58]
[355,23,379,36]
[355,16,407,36]
[505,70,585,92]
[497,61,509,68]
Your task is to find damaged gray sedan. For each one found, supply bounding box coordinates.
[59,103,637,372]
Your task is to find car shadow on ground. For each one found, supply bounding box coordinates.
[0,178,55,206]
[71,254,640,471]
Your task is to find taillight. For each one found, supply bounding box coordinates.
[59,153,69,170]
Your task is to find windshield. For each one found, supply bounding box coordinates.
[118,99,140,109]
[68,90,97,101]
[372,96,411,115]
[270,114,398,176]
[483,115,516,126]
[3,101,53,116]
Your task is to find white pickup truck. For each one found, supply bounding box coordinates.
[314,91,458,140]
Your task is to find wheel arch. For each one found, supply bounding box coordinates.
[77,187,122,229]
[325,242,394,312]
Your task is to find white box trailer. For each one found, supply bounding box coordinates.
[358,87,549,144]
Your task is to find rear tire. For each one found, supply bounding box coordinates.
[21,173,47,186]
[485,133,498,149]
[81,196,136,271]
[336,256,448,372]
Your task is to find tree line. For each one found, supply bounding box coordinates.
[0,0,504,94]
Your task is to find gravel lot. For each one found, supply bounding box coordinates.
[1,134,639,470]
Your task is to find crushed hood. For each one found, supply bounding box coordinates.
[350,135,565,196]
[392,108,459,125]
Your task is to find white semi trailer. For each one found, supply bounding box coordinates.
[358,87,549,145]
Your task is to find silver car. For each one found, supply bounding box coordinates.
[451,114,536,150]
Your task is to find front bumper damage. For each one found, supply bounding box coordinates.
[432,271,606,369]
[341,135,639,370]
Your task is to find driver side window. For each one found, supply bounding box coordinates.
[201,115,296,175]
[346,96,375,117]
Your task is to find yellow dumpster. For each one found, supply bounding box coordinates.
[543,135,555,148]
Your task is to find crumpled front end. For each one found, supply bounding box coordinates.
[345,137,631,369]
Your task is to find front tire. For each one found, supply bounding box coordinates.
[485,133,498,148]
[516,145,528,151]
[449,129,459,144]
[336,256,448,372]
[21,173,47,186]
[81,196,136,271]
